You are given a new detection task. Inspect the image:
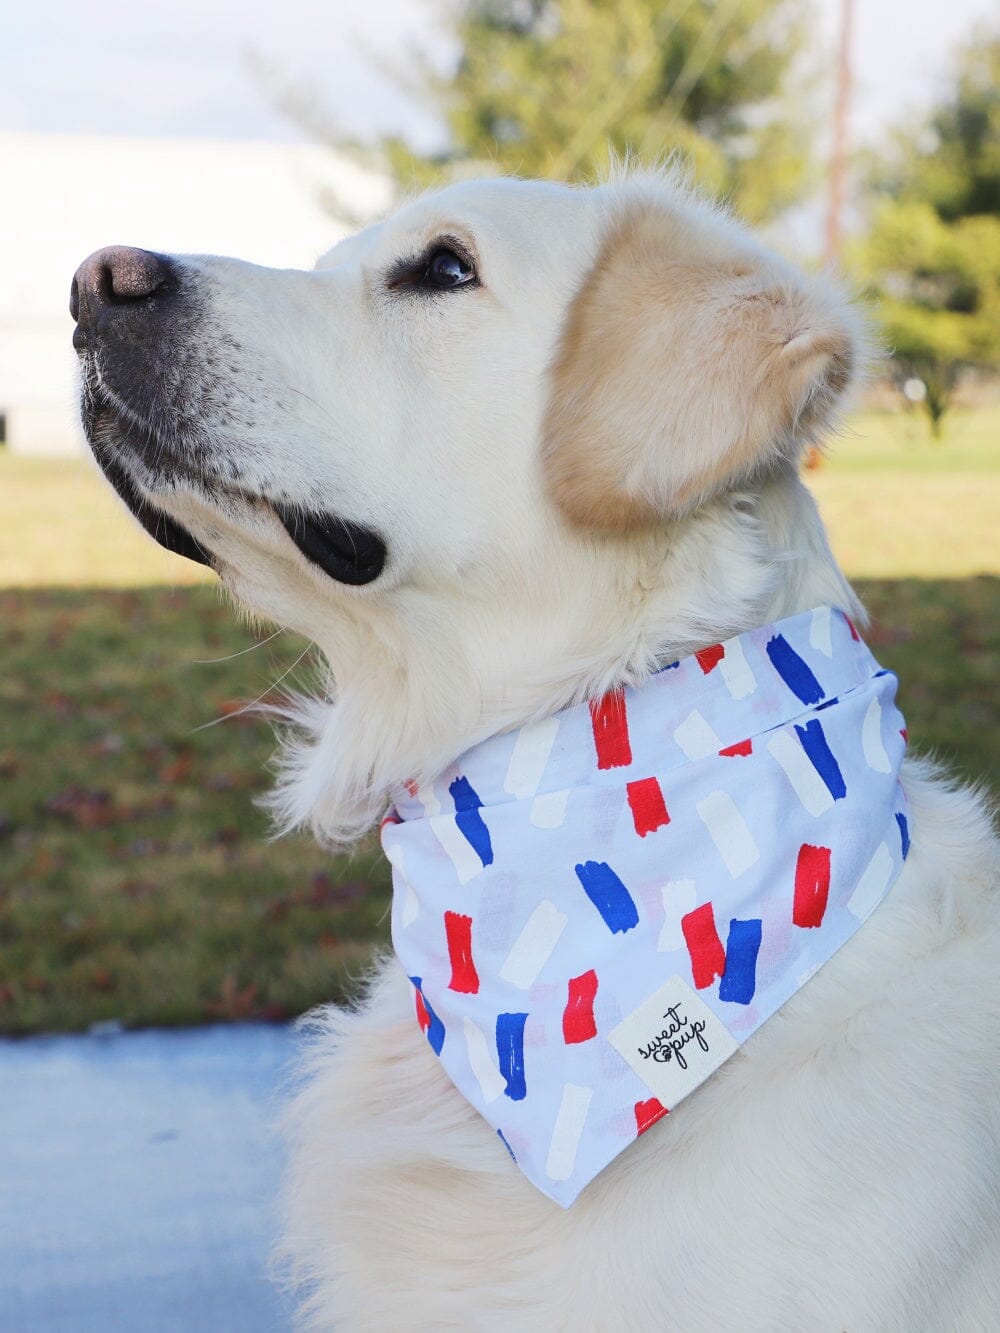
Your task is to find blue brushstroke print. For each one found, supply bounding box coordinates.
[766,634,825,705]
[794,719,847,801]
[896,811,910,860]
[409,976,446,1055]
[496,1012,529,1101]
[574,861,640,934]
[718,918,763,1005]
[449,775,494,869]
[497,1127,517,1161]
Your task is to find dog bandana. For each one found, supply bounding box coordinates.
[381,606,910,1207]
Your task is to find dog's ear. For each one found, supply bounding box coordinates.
[542,201,862,530]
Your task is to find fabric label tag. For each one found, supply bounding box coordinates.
[608,975,738,1108]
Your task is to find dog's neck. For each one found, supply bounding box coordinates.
[269,464,861,847]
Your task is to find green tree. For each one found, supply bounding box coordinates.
[318,0,817,224]
[857,29,1000,436]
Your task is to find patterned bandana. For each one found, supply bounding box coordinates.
[381,607,910,1207]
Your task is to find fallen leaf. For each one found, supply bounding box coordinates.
[309,873,368,906]
[158,752,193,783]
[42,691,75,717]
[121,879,157,900]
[86,733,125,757]
[116,837,166,859]
[43,786,123,829]
[206,974,259,1019]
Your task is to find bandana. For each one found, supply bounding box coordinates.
[381,607,910,1207]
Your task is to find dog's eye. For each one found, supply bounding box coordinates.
[421,247,477,291]
[386,242,479,295]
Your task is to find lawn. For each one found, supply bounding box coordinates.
[805,406,1000,578]
[0,405,997,1035]
[0,584,391,1036]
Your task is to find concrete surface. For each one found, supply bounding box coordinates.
[0,1023,299,1331]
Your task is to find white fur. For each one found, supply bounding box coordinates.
[118,172,1000,1330]
[280,762,1000,1332]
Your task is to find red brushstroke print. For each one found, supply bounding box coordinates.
[681,902,726,989]
[414,987,431,1034]
[626,777,670,837]
[563,969,599,1044]
[444,911,480,994]
[719,738,753,757]
[793,843,832,928]
[634,1097,669,1135]
[695,644,725,674]
[589,690,633,769]
[404,778,420,797]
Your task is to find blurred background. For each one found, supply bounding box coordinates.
[1,0,997,1037]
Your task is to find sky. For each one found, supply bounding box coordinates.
[3,0,997,153]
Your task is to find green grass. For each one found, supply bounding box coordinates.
[0,455,211,588]
[853,577,997,791]
[0,587,390,1035]
[801,407,1000,579]
[0,406,997,1035]
[822,406,1000,475]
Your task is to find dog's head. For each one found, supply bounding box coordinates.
[72,171,863,840]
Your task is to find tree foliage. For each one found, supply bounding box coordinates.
[365,0,815,223]
[871,35,1000,223]
[857,29,1000,435]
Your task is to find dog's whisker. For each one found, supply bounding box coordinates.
[192,625,286,665]
[190,639,316,733]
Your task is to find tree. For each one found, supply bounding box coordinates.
[294,0,817,225]
[856,29,1000,436]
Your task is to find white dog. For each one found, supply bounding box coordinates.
[72,170,999,1331]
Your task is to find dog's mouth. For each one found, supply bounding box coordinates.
[85,392,214,568]
[82,387,387,586]
[268,504,386,586]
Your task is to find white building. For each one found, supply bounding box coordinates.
[0,132,389,455]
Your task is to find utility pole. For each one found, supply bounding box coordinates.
[825,0,854,265]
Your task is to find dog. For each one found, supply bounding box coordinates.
[72,169,999,1331]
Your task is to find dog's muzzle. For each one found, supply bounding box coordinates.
[71,245,214,567]
[70,246,387,586]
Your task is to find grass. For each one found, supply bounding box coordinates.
[803,407,1000,579]
[0,585,391,1035]
[820,405,1000,475]
[0,455,210,588]
[0,404,997,1035]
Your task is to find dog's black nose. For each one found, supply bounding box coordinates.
[70,246,171,342]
